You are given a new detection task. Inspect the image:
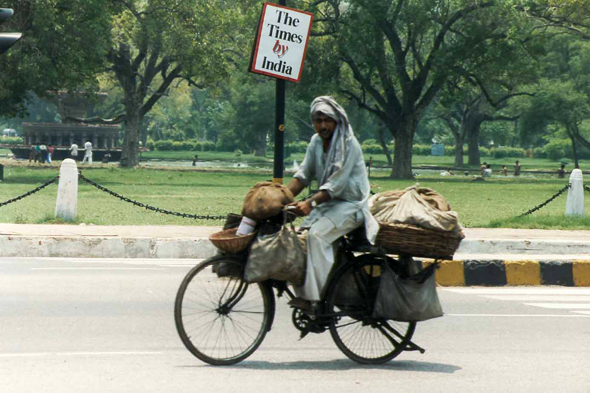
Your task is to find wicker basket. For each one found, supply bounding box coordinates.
[209,228,256,253]
[376,222,464,259]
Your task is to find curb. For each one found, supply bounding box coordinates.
[421,259,590,287]
[0,236,218,259]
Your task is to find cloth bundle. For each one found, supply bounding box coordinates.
[370,185,462,233]
[241,182,295,221]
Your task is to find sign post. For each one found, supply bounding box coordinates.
[250,2,313,183]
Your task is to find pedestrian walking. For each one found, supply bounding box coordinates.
[82,140,93,165]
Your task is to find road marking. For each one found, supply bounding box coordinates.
[483,295,590,302]
[444,288,590,295]
[0,351,162,358]
[448,314,590,318]
[524,303,590,309]
[573,311,590,315]
[30,267,165,271]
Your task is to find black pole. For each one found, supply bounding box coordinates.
[273,0,287,184]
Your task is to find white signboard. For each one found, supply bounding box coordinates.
[250,3,313,83]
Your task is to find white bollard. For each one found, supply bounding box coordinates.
[55,159,78,221]
[565,167,584,217]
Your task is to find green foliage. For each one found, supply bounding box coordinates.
[362,144,383,154]
[412,145,432,156]
[154,140,174,151]
[0,136,23,146]
[0,0,112,117]
[490,147,526,159]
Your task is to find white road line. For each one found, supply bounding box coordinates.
[31,268,165,271]
[482,295,590,302]
[448,314,590,318]
[524,303,590,309]
[0,351,162,358]
[444,288,590,295]
[573,311,590,315]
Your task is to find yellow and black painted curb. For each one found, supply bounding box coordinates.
[420,259,590,287]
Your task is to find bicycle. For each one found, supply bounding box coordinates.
[174,226,426,366]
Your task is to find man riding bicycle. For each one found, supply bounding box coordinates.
[287,96,379,310]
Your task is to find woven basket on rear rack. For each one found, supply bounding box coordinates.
[209,228,256,253]
[376,222,464,259]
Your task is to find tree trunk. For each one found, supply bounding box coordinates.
[454,133,464,167]
[568,127,579,168]
[120,108,142,167]
[389,120,414,179]
[377,126,393,166]
[466,115,485,166]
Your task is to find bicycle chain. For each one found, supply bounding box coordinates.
[0,176,60,208]
[519,184,571,217]
[78,173,228,221]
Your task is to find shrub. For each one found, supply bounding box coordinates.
[287,141,309,153]
[412,144,431,156]
[362,139,377,146]
[146,139,155,150]
[202,141,216,151]
[542,139,570,160]
[362,144,383,154]
[234,149,242,157]
[0,136,23,145]
[490,147,526,158]
[154,139,174,151]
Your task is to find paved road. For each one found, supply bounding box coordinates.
[1,257,589,392]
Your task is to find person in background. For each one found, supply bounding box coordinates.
[34,142,41,163]
[47,145,54,163]
[557,163,566,179]
[70,142,79,160]
[482,164,492,177]
[480,162,488,176]
[192,155,198,166]
[82,140,93,165]
[28,145,37,163]
[286,96,378,311]
[502,165,508,176]
[102,150,111,164]
[514,160,521,176]
[39,142,48,164]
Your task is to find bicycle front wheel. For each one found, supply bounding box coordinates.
[325,256,416,364]
[174,256,275,365]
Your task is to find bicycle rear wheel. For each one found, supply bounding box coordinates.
[325,256,416,364]
[174,256,275,365]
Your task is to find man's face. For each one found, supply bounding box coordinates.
[313,114,337,142]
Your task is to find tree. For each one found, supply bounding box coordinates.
[311,0,535,178]
[0,0,111,118]
[69,0,257,167]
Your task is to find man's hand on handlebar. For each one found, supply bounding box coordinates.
[287,200,313,217]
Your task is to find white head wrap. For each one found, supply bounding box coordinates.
[310,96,353,186]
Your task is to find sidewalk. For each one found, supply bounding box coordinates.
[1,223,590,286]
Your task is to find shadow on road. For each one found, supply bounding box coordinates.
[182,360,461,373]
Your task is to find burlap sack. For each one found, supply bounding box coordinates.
[241,182,295,221]
[370,185,461,233]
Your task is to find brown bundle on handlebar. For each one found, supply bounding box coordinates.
[241,182,294,221]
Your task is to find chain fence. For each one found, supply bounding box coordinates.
[519,184,571,217]
[0,176,59,208]
[78,173,228,221]
[586,185,590,193]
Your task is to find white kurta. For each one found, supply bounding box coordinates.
[565,168,584,217]
[293,134,379,301]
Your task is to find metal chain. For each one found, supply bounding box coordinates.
[519,184,571,217]
[0,176,60,208]
[78,173,228,221]
[585,185,590,193]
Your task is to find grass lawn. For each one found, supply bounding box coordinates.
[1,158,588,229]
[141,149,588,172]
